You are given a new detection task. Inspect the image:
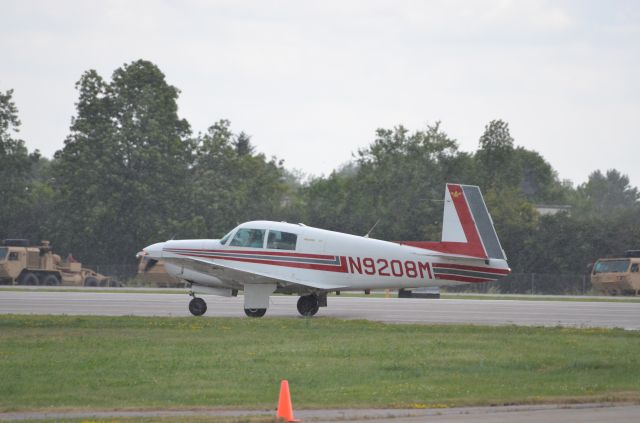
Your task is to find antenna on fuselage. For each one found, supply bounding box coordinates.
[364,219,380,238]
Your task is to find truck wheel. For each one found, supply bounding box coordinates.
[42,274,60,286]
[19,273,39,285]
[84,277,98,287]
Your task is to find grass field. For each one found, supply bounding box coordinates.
[1,315,639,413]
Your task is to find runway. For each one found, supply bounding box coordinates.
[2,403,639,422]
[1,290,639,329]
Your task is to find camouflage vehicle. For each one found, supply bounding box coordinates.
[136,255,183,287]
[0,239,113,286]
[591,250,640,296]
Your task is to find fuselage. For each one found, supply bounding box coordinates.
[144,220,510,294]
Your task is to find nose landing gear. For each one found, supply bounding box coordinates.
[244,308,267,318]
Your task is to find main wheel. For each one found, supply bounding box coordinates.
[244,308,267,318]
[297,295,320,317]
[19,272,38,286]
[84,277,98,287]
[189,297,207,316]
[42,274,60,286]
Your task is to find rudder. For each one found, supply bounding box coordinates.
[442,184,506,261]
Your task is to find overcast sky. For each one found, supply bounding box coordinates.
[2,0,639,187]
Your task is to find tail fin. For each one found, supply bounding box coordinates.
[401,183,506,261]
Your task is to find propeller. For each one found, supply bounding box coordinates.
[144,258,158,272]
[136,251,159,273]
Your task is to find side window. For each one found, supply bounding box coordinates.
[8,252,19,261]
[631,263,639,273]
[229,228,265,248]
[267,230,298,250]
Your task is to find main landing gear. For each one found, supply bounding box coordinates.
[189,297,207,316]
[186,291,325,318]
[297,294,320,317]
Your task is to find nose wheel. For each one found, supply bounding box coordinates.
[189,297,207,316]
[244,308,267,318]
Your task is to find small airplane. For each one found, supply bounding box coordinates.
[138,184,510,317]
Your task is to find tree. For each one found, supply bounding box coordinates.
[52,60,195,264]
[0,89,42,239]
[0,89,21,137]
[474,119,519,190]
[190,120,289,236]
[512,148,568,203]
[578,169,639,215]
[482,187,538,272]
[301,123,462,241]
[234,131,255,156]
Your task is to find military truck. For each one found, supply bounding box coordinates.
[136,255,182,287]
[591,250,640,296]
[0,239,114,286]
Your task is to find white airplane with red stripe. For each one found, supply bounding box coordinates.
[139,184,510,317]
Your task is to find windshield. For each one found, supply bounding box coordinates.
[220,230,234,245]
[593,259,630,274]
[0,247,6,261]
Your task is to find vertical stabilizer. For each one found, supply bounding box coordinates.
[441,184,506,260]
[399,184,506,261]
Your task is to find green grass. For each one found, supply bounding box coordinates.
[1,315,639,413]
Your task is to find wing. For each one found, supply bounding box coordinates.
[162,255,348,290]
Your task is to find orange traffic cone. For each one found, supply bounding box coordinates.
[276,379,300,422]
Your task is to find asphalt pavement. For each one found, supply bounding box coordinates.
[1,289,639,329]
[1,403,639,422]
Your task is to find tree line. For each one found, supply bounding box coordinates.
[1,59,638,275]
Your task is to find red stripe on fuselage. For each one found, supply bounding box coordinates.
[166,248,334,260]
[435,274,493,283]
[432,263,510,276]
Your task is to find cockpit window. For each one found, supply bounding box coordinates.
[229,228,265,248]
[220,230,234,245]
[267,230,297,250]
